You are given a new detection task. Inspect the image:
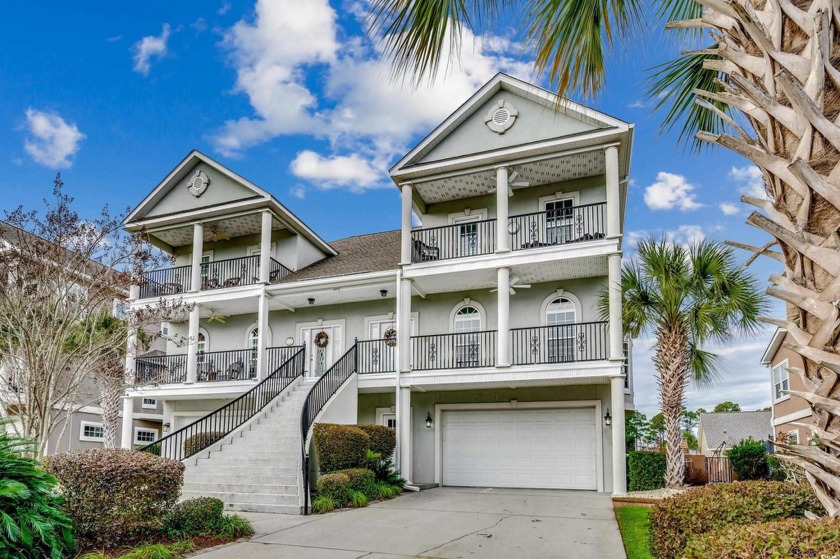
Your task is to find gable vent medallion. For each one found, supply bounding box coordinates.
[484,99,518,134]
[188,169,210,197]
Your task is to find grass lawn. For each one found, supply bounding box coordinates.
[615,506,653,559]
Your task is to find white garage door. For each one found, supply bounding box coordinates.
[442,407,598,490]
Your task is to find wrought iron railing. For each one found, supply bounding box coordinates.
[196,348,257,382]
[410,218,497,262]
[267,345,304,373]
[269,257,293,283]
[140,265,192,299]
[201,255,261,290]
[301,345,358,514]
[508,203,606,251]
[140,346,305,461]
[134,354,188,384]
[356,338,396,373]
[411,331,497,370]
[510,322,608,365]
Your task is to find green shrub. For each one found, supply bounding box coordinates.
[0,426,75,559]
[726,438,768,480]
[627,451,666,491]
[311,496,337,514]
[349,490,368,508]
[45,449,184,549]
[118,541,196,559]
[162,497,224,537]
[375,483,400,500]
[335,468,378,500]
[183,431,225,457]
[682,516,840,559]
[357,424,396,457]
[215,514,254,539]
[317,472,352,504]
[649,481,822,559]
[314,423,369,472]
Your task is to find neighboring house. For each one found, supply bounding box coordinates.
[0,219,164,453]
[697,411,773,456]
[121,73,635,511]
[761,327,813,444]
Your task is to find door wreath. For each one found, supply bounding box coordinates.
[313,330,330,348]
[383,327,397,347]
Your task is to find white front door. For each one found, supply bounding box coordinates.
[441,407,598,490]
[300,325,343,376]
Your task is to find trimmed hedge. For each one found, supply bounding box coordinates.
[314,423,369,472]
[357,424,396,457]
[649,481,822,559]
[163,497,224,537]
[317,472,352,504]
[682,517,840,559]
[726,438,768,480]
[183,431,225,457]
[335,468,379,500]
[627,451,666,491]
[45,449,184,548]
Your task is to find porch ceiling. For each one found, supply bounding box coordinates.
[150,213,284,248]
[269,277,397,311]
[413,151,605,206]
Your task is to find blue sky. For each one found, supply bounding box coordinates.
[0,1,782,416]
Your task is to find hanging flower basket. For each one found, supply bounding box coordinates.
[313,330,330,348]
[383,327,397,347]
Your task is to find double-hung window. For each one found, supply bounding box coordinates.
[772,361,790,401]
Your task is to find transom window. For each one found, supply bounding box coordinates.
[772,361,790,401]
[546,297,575,363]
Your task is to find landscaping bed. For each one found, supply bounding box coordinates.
[615,506,653,559]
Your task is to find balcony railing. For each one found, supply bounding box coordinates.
[409,202,608,263]
[200,255,261,290]
[357,338,396,373]
[269,257,293,283]
[139,265,192,299]
[135,354,187,384]
[197,348,257,382]
[267,345,305,373]
[411,331,497,370]
[509,203,606,251]
[511,321,608,365]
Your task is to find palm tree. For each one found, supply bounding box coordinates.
[369,0,840,513]
[608,239,764,487]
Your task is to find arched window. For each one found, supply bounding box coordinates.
[453,305,481,367]
[248,327,259,379]
[196,331,208,363]
[546,297,575,362]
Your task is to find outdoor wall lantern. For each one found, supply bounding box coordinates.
[380,289,388,297]
[163,422,171,432]
[425,412,433,429]
[307,297,315,305]
[604,409,612,427]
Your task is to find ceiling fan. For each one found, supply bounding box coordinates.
[207,224,230,242]
[206,308,228,323]
[490,276,532,295]
[488,170,529,194]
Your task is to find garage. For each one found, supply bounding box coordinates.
[441,406,599,490]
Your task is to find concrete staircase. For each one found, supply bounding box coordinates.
[181,378,314,514]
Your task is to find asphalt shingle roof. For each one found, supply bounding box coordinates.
[279,229,401,283]
[699,411,773,449]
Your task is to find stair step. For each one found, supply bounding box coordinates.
[181,490,299,506]
[183,482,298,495]
[184,473,297,485]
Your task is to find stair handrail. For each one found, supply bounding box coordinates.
[140,345,306,461]
[300,343,359,514]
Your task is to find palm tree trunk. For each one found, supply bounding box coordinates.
[654,325,689,488]
[99,375,123,449]
[684,0,840,515]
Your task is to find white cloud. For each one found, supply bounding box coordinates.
[730,165,768,200]
[644,172,703,211]
[106,35,122,42]
[719,202,740,216]
[289,185,306,199]
[23,108,85,168]
[289,151,384,190]
[666,225,706,245]
[133,24,171,75]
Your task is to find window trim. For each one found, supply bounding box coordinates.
[134,427,159,445]
[772,359,791,403]
[787,430,800,444]
[539,191,580,211]
[449,299,487,333]
[447,208,488,225]
[141,398,157,410]
[79,421,105,443]
[539,291,582,326]
[245,322,272,348]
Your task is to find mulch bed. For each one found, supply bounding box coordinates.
[81,534,236,558]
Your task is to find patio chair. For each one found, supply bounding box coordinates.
[412,239,440,261]
[225,360,245,380]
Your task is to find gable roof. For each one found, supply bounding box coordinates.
[124,150,336,256]
[390,73,633,180]
[699,411,773,449]
[761,328,788,365]
[278,230,401,283]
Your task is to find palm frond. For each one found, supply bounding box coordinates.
[654,0,703,30]
[647,48,729,152]
[687,343,720,387]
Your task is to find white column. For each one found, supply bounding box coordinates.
[398,386,412,482]
[120,396,134,449]
[256,291,269,380]
[496,266,510,367]
[605,146,620,239]
[186,304,200,384]
[608,253,623,361]
[398,277,412,373]
[190,222,204,291]
[400,183,413,265]
[495,166,510,253]
[259,210,272,283]
[611,375,627,495]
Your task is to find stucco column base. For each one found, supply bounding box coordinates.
[120,396,134,450]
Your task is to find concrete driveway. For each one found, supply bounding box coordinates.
[194,487,626,559]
